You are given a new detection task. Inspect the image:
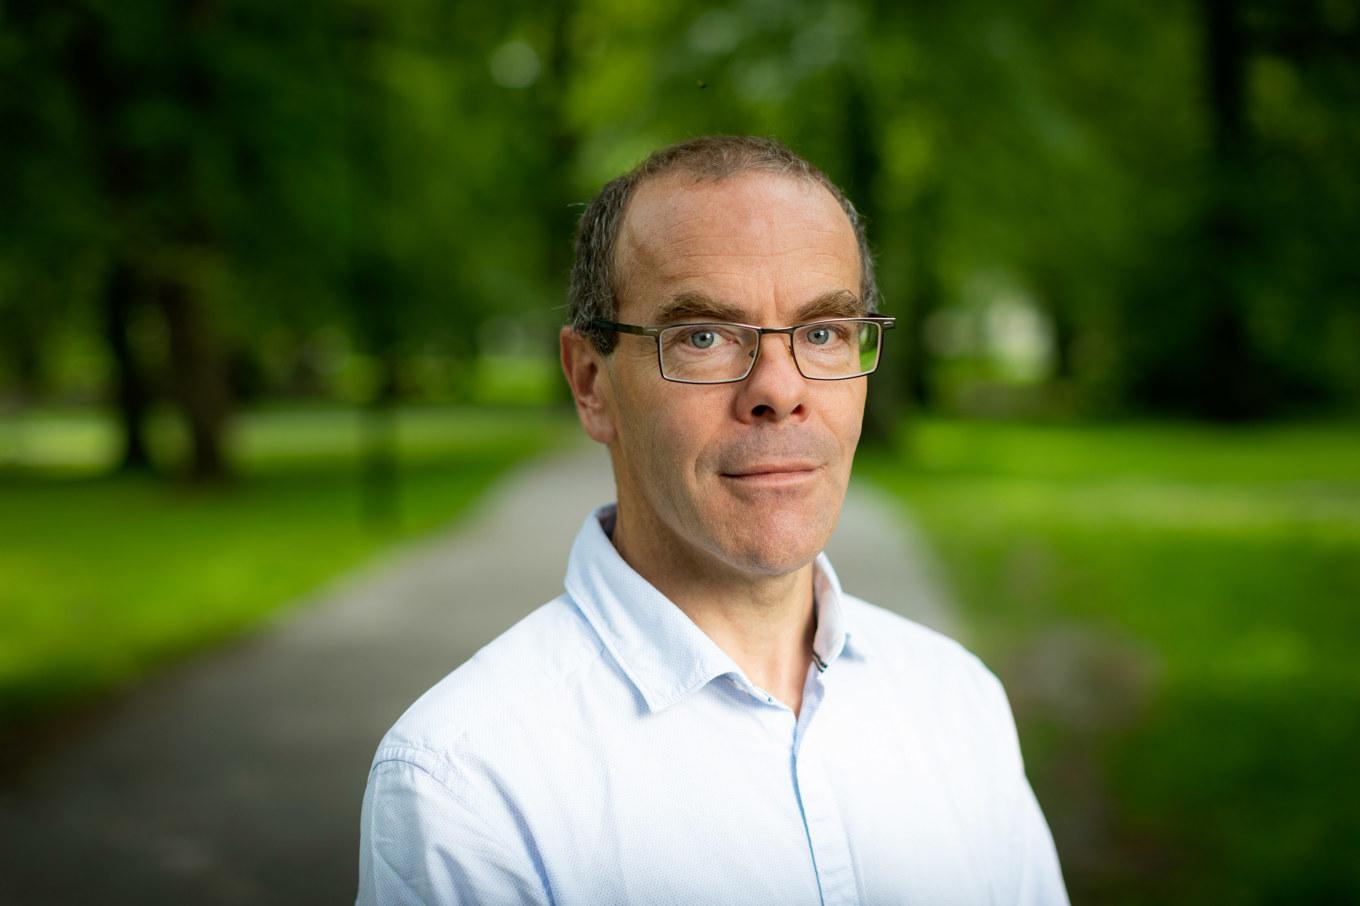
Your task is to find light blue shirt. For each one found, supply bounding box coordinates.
[357,505,1068,905]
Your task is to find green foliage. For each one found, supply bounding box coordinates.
[861,417,1360,903]
[4,4,1355,892]
[0,405,571,724]
[3,0,1358,427]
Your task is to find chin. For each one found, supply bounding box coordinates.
[712,507,837,577]
[728,549,819,578]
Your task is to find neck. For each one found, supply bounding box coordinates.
[611,504,818,716]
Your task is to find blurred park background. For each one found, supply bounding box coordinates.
[2,0,1358,902]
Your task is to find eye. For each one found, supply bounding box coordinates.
[688,330,717,349]
[807,326,833,346]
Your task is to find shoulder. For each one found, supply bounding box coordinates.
[845,594,994,679]
[842,594,1019,749]
[359,598,606,901]
[369,595,608,785]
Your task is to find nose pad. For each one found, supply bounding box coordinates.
[745,330,801,382]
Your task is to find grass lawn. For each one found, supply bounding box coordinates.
[860,418,1360,905]
[0,405,573,728]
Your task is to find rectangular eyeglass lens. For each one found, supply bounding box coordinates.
[796,320,875,377]
[858,321,879,373]
[661,324,756,381]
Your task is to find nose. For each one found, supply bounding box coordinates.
[734,331,807,422]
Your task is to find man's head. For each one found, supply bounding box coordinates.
[569,136,880,354]
[561,136,881,583]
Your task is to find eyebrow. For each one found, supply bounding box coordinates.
[794,290,865,322]
[652,289,863,325]
[653,293,748,325]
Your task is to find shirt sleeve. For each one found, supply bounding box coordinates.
[356,755,550,906]
[978,669,1070,906]
[1013,777,1069,906]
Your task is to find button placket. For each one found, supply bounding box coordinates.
[791,670,860,906]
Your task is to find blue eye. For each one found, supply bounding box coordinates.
[690,331,717,349]
[808,327,832,346]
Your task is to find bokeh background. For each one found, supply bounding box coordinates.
[2,0,1359,902]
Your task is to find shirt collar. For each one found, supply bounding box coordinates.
[564,504,869,713]
[810,552,873,664]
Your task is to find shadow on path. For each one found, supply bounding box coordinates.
[0,443,957,905]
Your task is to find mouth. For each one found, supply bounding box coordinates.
[719,462,821,487]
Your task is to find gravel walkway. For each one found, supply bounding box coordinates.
[0,443,958,905]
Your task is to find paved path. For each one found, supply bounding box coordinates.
[0,444,958,905]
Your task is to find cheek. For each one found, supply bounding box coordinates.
[843,405,865,455]
[615,379,706,485]
[636,393,729,505]
[826,384,867,454]
[644,396,710,472]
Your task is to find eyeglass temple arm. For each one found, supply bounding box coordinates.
[589,319,662,338]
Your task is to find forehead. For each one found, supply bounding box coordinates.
[614,170,861,321]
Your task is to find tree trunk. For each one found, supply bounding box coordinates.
[1051,302,1076,383]
[103,258,154,472]
[540,0,581,404]
[64,10,161,467]
[361,355,401,528]
[1197,0,1261,419]
[158,276,231,482]
[902,185,943,410]
[842,70,900,448]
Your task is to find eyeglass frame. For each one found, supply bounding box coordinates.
[589,315,897,384]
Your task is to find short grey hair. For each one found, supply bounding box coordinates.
[568,135,880,354]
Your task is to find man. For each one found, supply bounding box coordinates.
[357,135,1067,905]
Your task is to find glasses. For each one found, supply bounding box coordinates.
[591,316,896,384]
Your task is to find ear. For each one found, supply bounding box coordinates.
[560,326,618,445]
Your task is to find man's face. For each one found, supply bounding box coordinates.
[583,170,867,579]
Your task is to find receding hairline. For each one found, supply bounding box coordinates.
[568,134,880,355]
[609,168,862,315]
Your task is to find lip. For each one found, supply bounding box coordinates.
[719,462,821,486]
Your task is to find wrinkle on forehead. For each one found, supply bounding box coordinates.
[614,171,859,315]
